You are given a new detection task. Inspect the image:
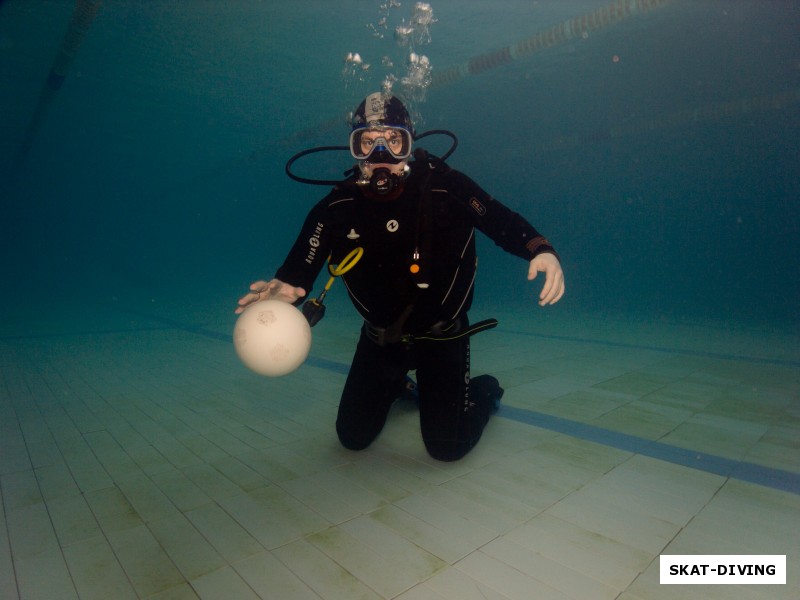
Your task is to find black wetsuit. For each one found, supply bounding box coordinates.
[275,156,557,460]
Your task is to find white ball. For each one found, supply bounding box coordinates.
[233,300,312,377]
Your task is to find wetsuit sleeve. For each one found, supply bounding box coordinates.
[273,196,333,297]
[444,169,560,262]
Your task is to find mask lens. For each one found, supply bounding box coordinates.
[350,127,412,161]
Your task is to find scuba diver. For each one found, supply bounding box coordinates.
[236,92,564,461]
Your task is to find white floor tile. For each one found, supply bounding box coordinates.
[232,550,322,600]
[147,513,228,580]
[106,524,186,597]
[416,567,511,600]
[479,536,619,600]
[63,535,139,600]
[272,538,384,600]
[502,513,653,590]
[307,520,444,598]
[190,566,261,600]
[456,551,574,600]
[13,546,77,600]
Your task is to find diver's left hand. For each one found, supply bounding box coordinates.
[528,252,565,306]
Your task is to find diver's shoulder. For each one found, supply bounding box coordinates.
[410,154,459,182]
[321,183,359,206]
[426,162,475,187]
[301,187,358,219]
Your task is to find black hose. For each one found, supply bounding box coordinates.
[283,130,459,186]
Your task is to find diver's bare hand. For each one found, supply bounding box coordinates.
[235,279,307,314]
[528,253,565,307]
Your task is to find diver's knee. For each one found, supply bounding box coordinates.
[336,423,375,452]
[423,439,473,462]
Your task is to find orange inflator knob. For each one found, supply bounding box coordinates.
[409,263,420,274]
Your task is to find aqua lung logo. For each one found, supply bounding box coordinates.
[306,222,323,264]
[386,219,399,233]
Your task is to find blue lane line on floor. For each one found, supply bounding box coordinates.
[502,329,800,367]
[106,306,799,496]
[499,405,800,496]
[0,325,177,341]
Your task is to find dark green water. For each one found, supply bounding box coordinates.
[1,0,798,331]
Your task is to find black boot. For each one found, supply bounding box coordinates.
[471,374,504,414]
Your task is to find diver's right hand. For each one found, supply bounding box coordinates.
[235,279,307,314]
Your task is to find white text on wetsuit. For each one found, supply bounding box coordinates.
[306,222,323,265]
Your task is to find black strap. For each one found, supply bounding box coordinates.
[414,318,499,342]
[365,318,499,346]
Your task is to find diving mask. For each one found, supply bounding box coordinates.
[350,126,413,163]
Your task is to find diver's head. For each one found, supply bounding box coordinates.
[350,92,414,196]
